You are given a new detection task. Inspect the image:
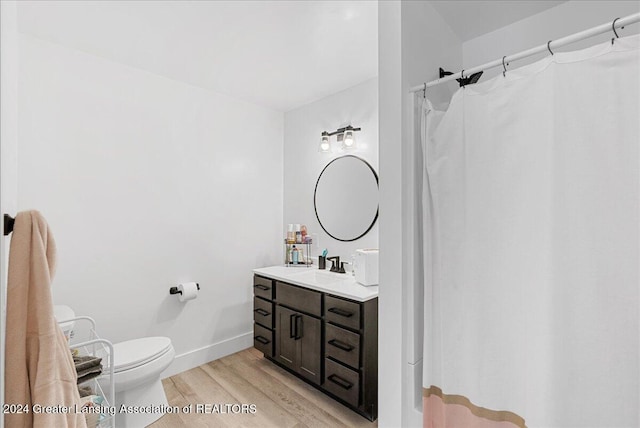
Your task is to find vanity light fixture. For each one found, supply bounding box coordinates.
[319,125,361,152]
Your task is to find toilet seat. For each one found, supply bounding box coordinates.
[112,337,172,373]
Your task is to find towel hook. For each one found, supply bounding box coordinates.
[502,56,508,77]
[612,17,623,44]
[547,40,554,55]
[3,214,15,236]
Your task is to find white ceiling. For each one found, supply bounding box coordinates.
[430,1,567,41]
[17,1,378,112]
[16,1,570,112]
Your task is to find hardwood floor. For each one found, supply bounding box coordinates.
[149,347,377,428]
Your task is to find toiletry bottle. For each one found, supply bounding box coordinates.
[287,224,295,244]
[295,224,302,244]
[301,225,307,242]
[292,245,299,264]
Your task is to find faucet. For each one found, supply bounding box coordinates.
[326,256,346,273]
[326,256,340,273]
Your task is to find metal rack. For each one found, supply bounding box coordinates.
[284,239,312,267]
[58,316,115,428]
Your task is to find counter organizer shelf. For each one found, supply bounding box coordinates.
[283,240,312,267]
[57,316,115,428]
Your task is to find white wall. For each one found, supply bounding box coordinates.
[400,2,464,427]
[377,0,468,425]
[463,1,640,80]
[283,78,378,262]
[378,0,463,425]
[378,2,403,426]
[0,1,20,423]
[17,34,283,376]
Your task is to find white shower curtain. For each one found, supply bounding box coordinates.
[422,35,639,428]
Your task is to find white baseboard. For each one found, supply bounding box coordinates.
[160,331,253,379]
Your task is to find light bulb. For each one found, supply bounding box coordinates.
[319,133,331,152]
[344,132,354,147]
[342,129,356,150]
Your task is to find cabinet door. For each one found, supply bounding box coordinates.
[297,313,321,384]
[275,306,297,370]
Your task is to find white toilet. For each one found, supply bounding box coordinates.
[108,337,175,428]
[54,305,175,427]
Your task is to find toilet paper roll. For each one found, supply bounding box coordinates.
[177,282,199,302]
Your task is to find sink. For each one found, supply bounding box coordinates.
[290,270,346,285]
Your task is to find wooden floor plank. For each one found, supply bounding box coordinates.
[254,356,376,428]
[224,350,350,428]
[149,348,378,428]
[201,359,300,428]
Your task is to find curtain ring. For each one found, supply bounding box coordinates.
[612,17,621,38]
[547,40,554,55]
[612,17,622,44]
[502,56,507,77]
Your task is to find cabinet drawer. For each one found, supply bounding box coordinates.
[326,324,360,370]
[325,295,360,330]
[324,358,360,408]
[254,323,273,357]
[253,297,273,328]
[277,282,321,317]
[254,276,275,300]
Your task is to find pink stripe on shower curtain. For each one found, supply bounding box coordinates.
[421,35,640,428]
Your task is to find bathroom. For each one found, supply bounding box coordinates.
[1,1,638,428]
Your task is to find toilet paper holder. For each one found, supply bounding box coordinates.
[169,283,200,295]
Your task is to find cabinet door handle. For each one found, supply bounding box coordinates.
[254,284,270,291]
[254,308,270,316]
[328,307,353,318]
[295,315,303,340]
[289,314,296,338]
[328,339,354,352]
[327,374,353,390]
[254,335,270,345]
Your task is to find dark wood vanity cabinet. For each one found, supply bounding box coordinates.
[252,274,378,421]
[274,305,322,384]
[253,276,275,357]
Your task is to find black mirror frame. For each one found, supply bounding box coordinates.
[313,155,379,242]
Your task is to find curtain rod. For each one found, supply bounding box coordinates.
[409,12,640,93]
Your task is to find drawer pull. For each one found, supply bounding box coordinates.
[254,284,270,291]
[294,315,303,340]
[290,314,296,338]
[254,308,270,316]
[328,307,353,318]
[327,374,353,390]
[254,335,271,345]
[328,339,354,352]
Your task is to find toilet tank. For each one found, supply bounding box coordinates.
[53,305,76,340]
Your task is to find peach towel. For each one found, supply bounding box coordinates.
[4,211,87,428]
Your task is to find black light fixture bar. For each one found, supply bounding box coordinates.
[324,125,361,137]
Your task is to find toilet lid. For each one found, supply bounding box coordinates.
[112,337,172,372]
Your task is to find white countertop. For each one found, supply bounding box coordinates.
[253,265,378,302]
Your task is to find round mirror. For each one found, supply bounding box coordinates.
[314,155,379,242]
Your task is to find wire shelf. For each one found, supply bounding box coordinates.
[59,316,115,428]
